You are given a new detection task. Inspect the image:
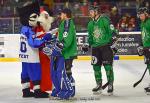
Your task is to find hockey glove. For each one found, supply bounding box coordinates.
[137,46,144,56]
[42,43,53,56]
[110,44,118,55]
[111,35,120,45]
[54,42,64,52]
[82,43,89,53]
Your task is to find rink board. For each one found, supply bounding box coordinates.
[0,32,143,62]
[0,56,144,62]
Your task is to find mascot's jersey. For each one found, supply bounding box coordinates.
[19,26,44,63]
[19,34,40,63]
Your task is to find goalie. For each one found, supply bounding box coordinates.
[43,39,75,99]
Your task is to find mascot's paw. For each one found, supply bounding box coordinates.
[34,89,49,98]
[22,88,34,98]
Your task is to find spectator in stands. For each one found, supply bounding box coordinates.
[110,6,120,28]
[127,16,137,31]
[117,16,129,32]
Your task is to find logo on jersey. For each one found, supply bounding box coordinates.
[91,56,98,64]
[93,26,103,42]
[63,31,68,38]
[43,46,53,56]
[110,24,115,30]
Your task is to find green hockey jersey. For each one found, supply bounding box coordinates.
[87,15,112,47]
[140,18,150,47]
[58,19,78,59]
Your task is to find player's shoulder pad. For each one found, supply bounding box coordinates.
[146,18,150,24]
[88,20,94,27]
[101,14,110,21]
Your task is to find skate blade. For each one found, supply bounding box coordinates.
[49,96,58,100]
[93,90,102,95]
[145,90,150,95]
[69,96,75,100]
[146,92,150,95]
[107,92,113,96]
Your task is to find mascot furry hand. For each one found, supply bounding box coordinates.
[35,8,57,92]
[17,2,53,98]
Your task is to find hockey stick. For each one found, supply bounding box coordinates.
[102,82,109,90]
[133,67,148,88]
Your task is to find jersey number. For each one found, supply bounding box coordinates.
[20,42,27,53]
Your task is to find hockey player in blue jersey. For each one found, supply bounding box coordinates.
[43,40,75,99]
[17,2,53,98]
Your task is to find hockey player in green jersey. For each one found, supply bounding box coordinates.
[137,7,150,95]
[57,8,78,97]
[87,4,115,95]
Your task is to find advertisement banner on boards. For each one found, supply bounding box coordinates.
[76,32,142,55]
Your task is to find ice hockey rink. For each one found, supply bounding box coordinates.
[0,60,150,103]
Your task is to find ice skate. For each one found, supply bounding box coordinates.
[144,87,150,95]
[107,82,113,96]
[34,89,49,98]
[22,88,34,98]
[92,82,102,94]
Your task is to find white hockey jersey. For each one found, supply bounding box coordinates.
[19,34,40,63]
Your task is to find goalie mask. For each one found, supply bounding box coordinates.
[17,2,40,27]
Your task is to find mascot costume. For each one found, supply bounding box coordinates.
[17,2,53,98]
[35,7,56,92]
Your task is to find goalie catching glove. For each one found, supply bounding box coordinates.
[54,42,64,52]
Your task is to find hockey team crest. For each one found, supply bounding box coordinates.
[63,31,68,38]
[43,46,53,56]
[93,26,101,39]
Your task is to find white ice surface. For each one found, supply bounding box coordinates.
[0,60,150,103]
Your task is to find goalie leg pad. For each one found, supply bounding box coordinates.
[50,57,61,97]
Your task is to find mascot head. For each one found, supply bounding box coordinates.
[37,7,54,32]
[17,2,40,27]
